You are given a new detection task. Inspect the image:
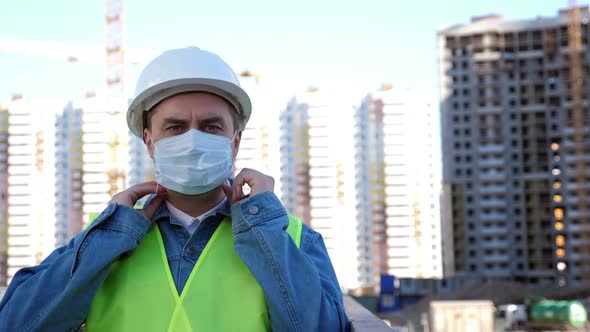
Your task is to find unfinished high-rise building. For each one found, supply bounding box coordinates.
[439,8,590,286]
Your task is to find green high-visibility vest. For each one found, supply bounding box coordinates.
[86,215,302,332]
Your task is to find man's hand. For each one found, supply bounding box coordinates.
[110,181,167,219]
[223,168,274,204]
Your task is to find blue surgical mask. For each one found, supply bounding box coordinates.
[153,129,234,195]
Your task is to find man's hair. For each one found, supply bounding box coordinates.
[142,92,239,132]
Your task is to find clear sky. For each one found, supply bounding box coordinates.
[0,0,571,105]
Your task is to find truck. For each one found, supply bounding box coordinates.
[430,300,494,332]
[497,297,588,331]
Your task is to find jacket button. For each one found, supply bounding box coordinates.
[186,247,197,255]
[248,206,259,215]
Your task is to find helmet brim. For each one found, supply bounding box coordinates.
[127,78,251,138]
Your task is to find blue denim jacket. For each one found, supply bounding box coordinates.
[0,192,349,331]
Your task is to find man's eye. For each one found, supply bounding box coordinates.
[205,124,222,131]
[167,125,182,132]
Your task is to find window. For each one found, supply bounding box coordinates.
[554,208,564,220]
[556,248,566,258]
[556,235,565,247]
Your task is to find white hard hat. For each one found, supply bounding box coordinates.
[127,47,251,138]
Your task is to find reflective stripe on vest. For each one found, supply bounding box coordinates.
[86,215,303,332]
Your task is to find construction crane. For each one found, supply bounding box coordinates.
[239,70,262,84]
[105,0,127,196]
[1,1,131,202]
[567,0,588,281]
[105,0,125,97]
[1,9,262,198]
[0,37,152,65]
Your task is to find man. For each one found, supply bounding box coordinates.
[0,47,349,331]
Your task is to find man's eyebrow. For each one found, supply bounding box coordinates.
[161,117,188,125]
[201,116,227,123]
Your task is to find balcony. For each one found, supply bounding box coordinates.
[479,172,505,181]
[477,159,505,168]
[564,182,590,191]
[562,153,590,164]
[562,210,590,220]
[479,199,506,208]
[482,254,511,263]
[481,240,510,249]
[479,213,507,222]
[566,223,590,233]
[472,50,501,61]
[568,237,590,247]
[477,144,504,153]
[515,49,545,58]
[478,185,507,194]
[480,226,508,236]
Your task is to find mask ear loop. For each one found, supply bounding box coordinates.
[228,132,238,193]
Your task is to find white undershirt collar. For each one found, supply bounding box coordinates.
[165,197,228,235]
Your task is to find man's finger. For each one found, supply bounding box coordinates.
[110,181,161,207]
[155,183,167,194]
[222,183,235,203]
[232,172,247,202]
[127,181,161,201]
[141,193,167,219]
[233,171,257,201]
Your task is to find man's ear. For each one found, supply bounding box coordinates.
[144,128,155,160]
[232,131,242,160]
